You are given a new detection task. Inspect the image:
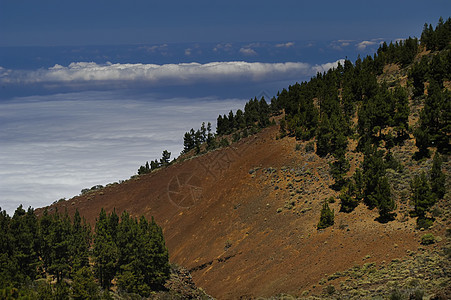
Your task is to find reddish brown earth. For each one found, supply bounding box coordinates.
[42,125,426,299]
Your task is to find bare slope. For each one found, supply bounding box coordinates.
[42,124,442,299]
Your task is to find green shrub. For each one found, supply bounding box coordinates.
[317,201,334,229]
[416,217,434,229]
[420,233,435,245]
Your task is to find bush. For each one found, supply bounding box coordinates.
[317,201,334,229]
[305,141,315,153]
[416,217,434,229]
[420,233,435,245]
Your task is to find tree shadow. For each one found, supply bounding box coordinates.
[375,212,397,223]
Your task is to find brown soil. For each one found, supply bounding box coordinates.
[40,125,445,299]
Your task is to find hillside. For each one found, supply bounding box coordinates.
[43,122,449,299]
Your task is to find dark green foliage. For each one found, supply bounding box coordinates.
[362,145,387,209]
[375,177,396,221]
[420,17,451,51]
[339,183,360,213]
[317,201,334,229]
[115,213,169,295]
[413,127,430,159]
[430,153,446,200]
[316,116,333,157]
[413,79,450,157]
[329,132,350,190]
[420,233,436,245]
[410,172,436,218]
[71,267,100,300]
[377,37,419,67]
[70,209,91,272]
[182,122,216,154]
[409,57,429,98]
[1,206,169,298]
[93,209,119,289]
[216,96,272,136]
[160,150,171,166]
[219,137,229,147]
[392,87,410,142]
[41,209,72,283]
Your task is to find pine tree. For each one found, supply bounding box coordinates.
[362,146,387,209]
[430,153,446,200]
[339,183,359,213]
[160,150,171,166]
[93,209,118,289]
[375,176,396,221]
[71,266,100,300]
[392,86,410,142]
[317,201,334,229]
[9,206,40,282]
[410,172,435,218]
[48,210,72,283]
[70,210,91,272]
[316,116,332,157]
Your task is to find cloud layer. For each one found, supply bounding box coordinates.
[0,60,344,89]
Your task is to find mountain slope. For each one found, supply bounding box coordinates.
[42,123,448,299]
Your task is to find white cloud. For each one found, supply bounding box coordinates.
[137,44,168,53]
[213,43,233,52]
[0,60,344,89]
[239,48,257,56]
[275,42,294,48]
[329,40,354,51]
[313,59,345,74]
[356,38,384,51]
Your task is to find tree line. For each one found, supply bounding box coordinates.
[0,206,169,298]
[271,17,449,226]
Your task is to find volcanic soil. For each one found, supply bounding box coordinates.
[42,124,445,299]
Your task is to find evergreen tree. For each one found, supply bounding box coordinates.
[339,182,360,213]
[47,210,72,283]
[410,172,435,218]
[316,116,333,157]
[9,206,40,282]
[70,210,91,272]
[317,200,334,229]
[413,126,431,158]
[430,152,446,200]
[183,129,195,153]
[392,86,410,142]
[71,266,100,300]
[374,176,396,221]
[93,209,118,290]
[362,145,387,209]
[160,150,171,166]
[409,57,429,98]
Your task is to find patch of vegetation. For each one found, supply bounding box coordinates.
[420,233,436,245]
[317,200,334,229]
[0,205,170,298]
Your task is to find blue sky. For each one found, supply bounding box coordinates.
[1,0,449,47]
[0,0,449,214]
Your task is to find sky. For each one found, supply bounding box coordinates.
[0,0,449,47]
[0,0,449,214]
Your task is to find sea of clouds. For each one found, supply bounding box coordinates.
[0,60,343,88]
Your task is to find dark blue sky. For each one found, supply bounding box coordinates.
[1,0,449,46]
